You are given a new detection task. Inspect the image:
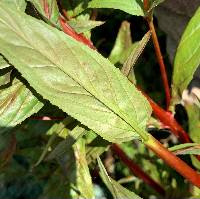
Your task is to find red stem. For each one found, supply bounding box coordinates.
[43,0,50,19]
[112,144,165,195]
[59,16,96,50]
[143,0,171,110]
[140,89,191,143]
[145,134,200,188]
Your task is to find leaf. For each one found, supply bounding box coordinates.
[172,7,200,103]
[1,0,26,11]
[97,157,142,199]
[0,67,12,86]
[174,146,200,155]
[0,4,151,143]
[169,143,200,155]
[46,125,85,161]
[109,21,135,65]
[27,0,59,25]
[68,16,104,34]
[121,31,151,76]
[185,104,200,143]
[0,78,43,133]
[88,0,144,16]
[86,135,110,164]
[169,143,199,152]
[34,117,74,167]
[73,138,94,199]
[0,54,10,69]
[61,0,89,17]
[47,126,93,198]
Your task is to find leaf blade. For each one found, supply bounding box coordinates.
[172,7,200,103]
[0,79,43,133]
[0,4,151,142]
[88,0,144,16]
[97,157,142,199]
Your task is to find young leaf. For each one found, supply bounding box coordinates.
[61,0,89,17]
[121,31,151,76]
[68,16,104,34]
[88,0,144,16]
[97,157,142,199]
[172,7,200,103]
[109,21,135,65]
[0,4,151,142]
[0,79,43,133]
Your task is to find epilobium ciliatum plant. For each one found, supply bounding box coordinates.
[0,0,200,198]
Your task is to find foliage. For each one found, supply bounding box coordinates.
[0,0,200,198]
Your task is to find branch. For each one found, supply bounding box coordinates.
[145,134,200,188]
[143,0,171,110]
[140,88,191,143]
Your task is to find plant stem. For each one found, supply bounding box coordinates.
[140,88,191,143]
[112,144,165,195]
[59,16,96,50]
[145,134,200,188]
[143,0,171,110]
[43,0,50,19]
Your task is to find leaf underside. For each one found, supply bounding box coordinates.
[0,3,151,143]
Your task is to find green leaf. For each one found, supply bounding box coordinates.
[47,126,93,198]
[86,135,110,164]
[169,143,200,155]
[0,78,43,133]
[121,31,151,76]
[169,143,199,152]
[0,67,11,86]
[27,0,59,25]
[68,15,104,34]
[0,55,10,69]
[1,0,26,11]
[47,125,85,161]
[97,157,142,199]
[185,105,200,144]
[109,21,135,65]
[0,4,151,142]
[88,0,144,16]
[34,117,74,167]
[172,7,200,103]
[73,138,94,199]
[61,0,89,17]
